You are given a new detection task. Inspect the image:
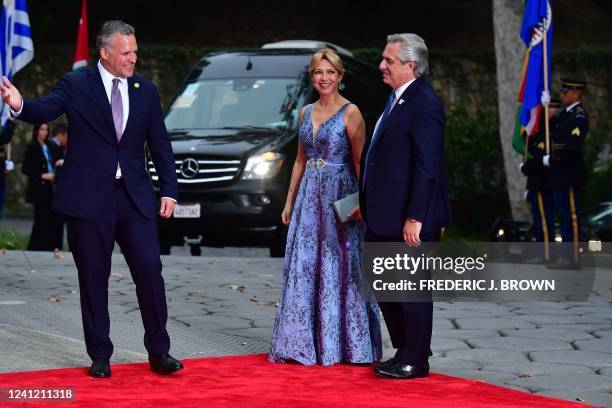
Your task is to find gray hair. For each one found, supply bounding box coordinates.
[386,33,429,77]
[96,20,135,50]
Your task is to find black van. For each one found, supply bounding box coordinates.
[153,41,387,256]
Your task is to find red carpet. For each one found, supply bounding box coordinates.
[0,354,592,407]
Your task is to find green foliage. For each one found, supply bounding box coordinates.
[583,128,610,170]
[445,107,504,196]
[444,107,510,234]
[351,49,381,66]
[581,126,612,209]
[583,162,612,210]
[554,48,612,66]
[441,225,489,243]
[0,228,29,250]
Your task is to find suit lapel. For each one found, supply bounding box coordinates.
[376,78,422,140]
[122,76,138,142]
[87,68,119,145]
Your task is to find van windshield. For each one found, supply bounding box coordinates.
[165,78,307,131]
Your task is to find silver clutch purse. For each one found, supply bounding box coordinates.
[332,192,359,223]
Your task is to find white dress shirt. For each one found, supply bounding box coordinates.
[98,60,128,178]
[371,78,416,143]
[99,62,176,203]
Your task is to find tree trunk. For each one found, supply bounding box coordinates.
[493,0,531,221]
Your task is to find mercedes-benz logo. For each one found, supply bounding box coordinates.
[180,158,199,179]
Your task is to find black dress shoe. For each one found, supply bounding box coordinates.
[374,356,399,370]
[375,362,429,379]
[89,359,111,378]
[149,353,184,375]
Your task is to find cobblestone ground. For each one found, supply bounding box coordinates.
[0,248,611,406]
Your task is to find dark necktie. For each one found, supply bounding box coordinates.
[363,91,396,185]
[111,78,123,141]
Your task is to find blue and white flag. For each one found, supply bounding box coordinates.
[0,0,33,126]
[519,0,552,137]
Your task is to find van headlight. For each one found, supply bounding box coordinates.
[241,152,284,180]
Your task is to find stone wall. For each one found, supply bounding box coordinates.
[3,46,611,219]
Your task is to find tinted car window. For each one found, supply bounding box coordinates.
[189,52,313,80]
[165,78,307,131]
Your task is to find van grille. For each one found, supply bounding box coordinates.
[148,157,242,184]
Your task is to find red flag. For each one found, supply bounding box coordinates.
[72,0,89,70]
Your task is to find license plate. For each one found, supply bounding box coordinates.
[173,203,201,218]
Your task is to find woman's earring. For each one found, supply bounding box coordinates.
[338,82,345,91]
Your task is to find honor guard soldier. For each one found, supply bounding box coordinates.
[544,79,588,268]
[521,100,561,255]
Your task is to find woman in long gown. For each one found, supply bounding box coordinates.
[269,49,382,366]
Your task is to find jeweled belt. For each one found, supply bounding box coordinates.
[306,158,351,169]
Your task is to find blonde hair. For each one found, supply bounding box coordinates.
[309,48,344,76]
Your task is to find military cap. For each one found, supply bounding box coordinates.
[560,79,587,92]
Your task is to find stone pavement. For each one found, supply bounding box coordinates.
[0,249,611,407]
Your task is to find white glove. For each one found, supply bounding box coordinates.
[543,155,550,167]
[541,90,551,105]
[518,162,524,173]
[4,160,14,171]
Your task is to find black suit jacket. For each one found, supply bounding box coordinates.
[360,78,452,236]
[21,141,53,205]
[49,140,65,163]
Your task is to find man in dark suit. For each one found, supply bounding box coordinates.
[0,20,183,378]
[360,33,451,379]
[49,123,68,250]
[49,123,68,167]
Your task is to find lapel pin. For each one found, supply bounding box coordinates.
[134,82,140,88]
[398,99,404,105]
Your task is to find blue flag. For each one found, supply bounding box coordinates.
[0,0,34,126]
[519,0,552,136]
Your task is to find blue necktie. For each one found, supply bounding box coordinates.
[363,91,396,185]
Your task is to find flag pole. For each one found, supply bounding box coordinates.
[541,5,551,259]
[542,18,550,155]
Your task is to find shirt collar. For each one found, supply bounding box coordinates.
[566,101,581,112]
[97,60,126,86]
[394,78,417,100]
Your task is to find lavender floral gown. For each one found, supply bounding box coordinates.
[269,103,382,366]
